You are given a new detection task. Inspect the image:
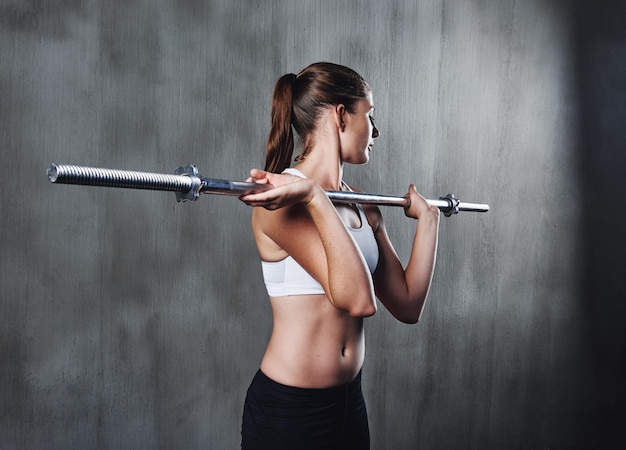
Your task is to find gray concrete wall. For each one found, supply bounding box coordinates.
[1,0,624,448]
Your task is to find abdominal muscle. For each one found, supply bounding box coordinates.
[260,293,365,389]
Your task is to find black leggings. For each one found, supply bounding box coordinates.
[241,370,370,450]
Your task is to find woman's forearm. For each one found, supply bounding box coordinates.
[404,214,440,317]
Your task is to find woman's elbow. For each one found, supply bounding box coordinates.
[394,305,425,324]
[398,313,420,324]
[348,298,377,318]
[395,293,428,324]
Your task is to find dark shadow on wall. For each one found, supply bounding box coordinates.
[575,0,626,446]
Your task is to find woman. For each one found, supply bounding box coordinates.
[239,62,440,449]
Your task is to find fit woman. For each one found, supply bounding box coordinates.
[239,62,440,449]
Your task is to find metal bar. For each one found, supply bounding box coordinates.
[47,163,489,215]
[324,190,409,207]
[325,191,489,214]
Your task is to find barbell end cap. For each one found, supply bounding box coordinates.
[440,193,460,217]
[47,164,60,183]
[175,165,201,202]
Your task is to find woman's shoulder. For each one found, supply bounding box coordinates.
[343,183,383,233]
[251,201,327,263]
[361,203,383,234]
[251,202,315,242]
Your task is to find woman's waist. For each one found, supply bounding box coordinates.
[251,368,363,401]
[260,355,364,389]
[261,330,364,388]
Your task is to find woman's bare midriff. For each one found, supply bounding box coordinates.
[260,293,365,389]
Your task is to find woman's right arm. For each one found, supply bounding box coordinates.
[240,169,377,317]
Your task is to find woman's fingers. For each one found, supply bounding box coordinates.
[404,184,439,220]
[239,175,314,210]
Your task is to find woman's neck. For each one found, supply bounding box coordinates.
[295,152,343,191]
[295,115,344,190]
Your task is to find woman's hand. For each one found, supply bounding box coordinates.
[404,184,440,221]
[239,169,318,210]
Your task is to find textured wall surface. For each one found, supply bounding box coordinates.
[1,0,624,448]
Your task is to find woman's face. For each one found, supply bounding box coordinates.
[340,91,380,165]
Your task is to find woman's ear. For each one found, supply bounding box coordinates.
[335,104,347,131]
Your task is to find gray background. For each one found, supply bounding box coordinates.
[1,0,625,448]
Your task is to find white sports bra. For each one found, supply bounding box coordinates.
[261,168,379,297]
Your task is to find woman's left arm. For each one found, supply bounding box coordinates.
[370,184,440,324]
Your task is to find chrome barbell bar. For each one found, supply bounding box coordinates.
[47,164,489,216]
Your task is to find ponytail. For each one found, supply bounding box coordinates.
[264,73,297,173]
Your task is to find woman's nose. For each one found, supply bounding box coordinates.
[372,125,380,138]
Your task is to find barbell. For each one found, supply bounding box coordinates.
[47,163,489,217]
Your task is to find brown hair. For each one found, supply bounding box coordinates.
[264,62,370,173]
